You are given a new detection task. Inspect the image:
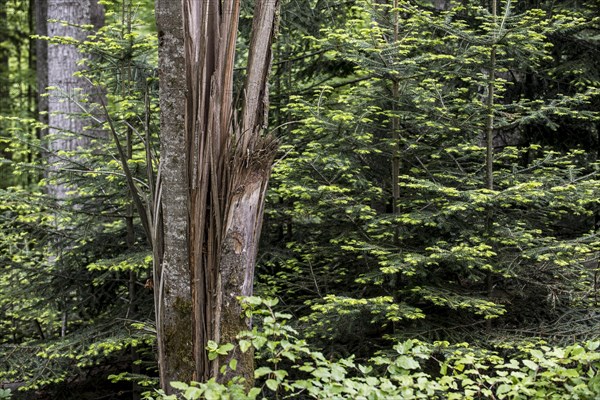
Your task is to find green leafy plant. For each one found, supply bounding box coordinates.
[260,0,600,354]
[0,0,159,393]
[148,298,600,400]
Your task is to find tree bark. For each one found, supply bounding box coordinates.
[46,0,104,199]
[484,0,497,332]
[155,0,279,391]
[0,0,9,178]
[0,0,8,113]
[154,0,194,388]
[34,0,48,140]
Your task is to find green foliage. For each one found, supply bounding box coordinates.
[151,298,600,399]
[260,0,600,353]
[0,0,159,393]
[1,0,599,396]
[0,0,39,188]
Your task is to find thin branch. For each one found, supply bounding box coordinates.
[98,97,152,246]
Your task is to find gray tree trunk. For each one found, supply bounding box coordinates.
[155,0,279,392]
[433,0,451,10]
[34,0,48,139]
[0,0,8,188]
[46,0,103,199]
[154,0,194,387]
[0,0,8,112]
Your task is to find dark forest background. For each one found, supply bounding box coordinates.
[0,0,599,398]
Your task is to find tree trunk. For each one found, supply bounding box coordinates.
[34,0,48,141]
[46,0,104,199]
[484,0,497,332]
[0,0,9,184]
[0,0,8,112]
[154,0,194,388]
[155,0,279,392]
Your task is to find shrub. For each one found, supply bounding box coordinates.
[144,298,600,400]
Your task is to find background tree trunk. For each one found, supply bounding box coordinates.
[46,0,103,199]
[44,0,104,344]
[0,0,8,112]
[0,0,11,172]
[34,0,48,141]
[155,0,279,391]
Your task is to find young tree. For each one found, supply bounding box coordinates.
[0,1,161,395]
[155,0,279,391]
[262,0,599,353]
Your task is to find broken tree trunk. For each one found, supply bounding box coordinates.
[155,0,279,391]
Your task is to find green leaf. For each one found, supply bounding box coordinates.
[263,298,279,307]
[204,387,220,400]
[247,387,261,399]
[313,367,331,379]
[253,336,268,350]
[184,386,203,400]
[244,296,263,306]
[563,369,580,378]
[529,350,545,360]
[298,365,315,373]
[522,360,539,371]
[255,366,272,378]
[170,381,189,391]
[239,339,252,353]
[496,384,512,395]
[265,379,279,391]
[273,369,288,380]
[396,356,420,370]
[331,364,346,381]
[217,343,234,355]
[587,341,600,351]
[206,341,219,352]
